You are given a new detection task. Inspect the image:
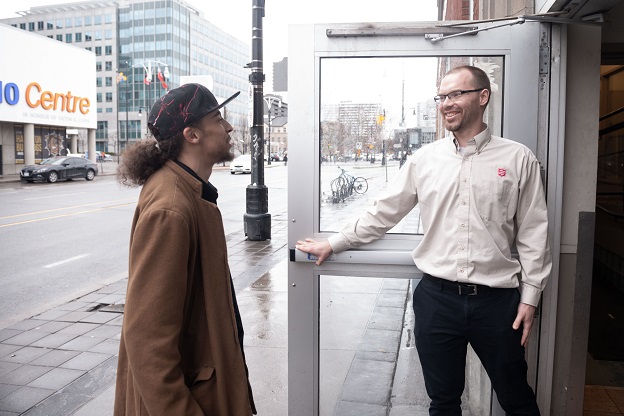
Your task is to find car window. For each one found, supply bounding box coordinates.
[51,158,68,165]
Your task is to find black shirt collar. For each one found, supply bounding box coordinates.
[174,160,218,204]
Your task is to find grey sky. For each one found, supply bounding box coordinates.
[0,0,438,63]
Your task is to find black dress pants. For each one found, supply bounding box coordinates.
[412,274,540,416]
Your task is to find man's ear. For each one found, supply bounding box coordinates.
[479,89,490,107]
[181,126,200,144]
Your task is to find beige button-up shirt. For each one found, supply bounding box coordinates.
[328,127,551,306]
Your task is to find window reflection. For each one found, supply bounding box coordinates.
[319,56,504,234]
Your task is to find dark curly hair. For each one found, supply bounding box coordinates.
[116,134,184,187]
[117,118,205,186]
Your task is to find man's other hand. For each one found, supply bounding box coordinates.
[512,303,536,347]
[295,239,333,265]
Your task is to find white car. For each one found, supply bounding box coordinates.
[230,154,252,174]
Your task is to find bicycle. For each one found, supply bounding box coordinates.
[330,166,368,203]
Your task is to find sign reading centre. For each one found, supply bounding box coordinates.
[0,24,96,129]
[1,81,91,114]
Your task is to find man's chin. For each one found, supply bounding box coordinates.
[218,151,235,164]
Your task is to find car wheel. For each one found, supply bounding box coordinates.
[47,171,59,183]
[85,169,95,181]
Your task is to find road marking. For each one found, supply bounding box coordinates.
[0,202,136,228]
[23,192,87,201]
[44,254,89,268]
[0,198,136,220]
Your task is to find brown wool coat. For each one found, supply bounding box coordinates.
[114,161,256,415]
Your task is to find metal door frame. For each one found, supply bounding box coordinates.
[287,21,564,415]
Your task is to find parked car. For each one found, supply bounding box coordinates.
[230,154,252,174]
[20,156,98,183]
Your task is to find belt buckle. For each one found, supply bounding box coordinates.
[460,284,478,295]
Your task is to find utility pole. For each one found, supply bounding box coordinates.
[244,0,270,241]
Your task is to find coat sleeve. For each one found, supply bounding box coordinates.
[123,208,204,415]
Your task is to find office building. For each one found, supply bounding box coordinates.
[1,0,249,154]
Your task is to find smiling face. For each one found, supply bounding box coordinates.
[437,69,490,141]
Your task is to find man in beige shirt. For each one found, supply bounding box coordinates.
[296,65,550,415]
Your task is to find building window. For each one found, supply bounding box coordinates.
[96,77,102,87]
[37,21,43,30]
[97,93,102,103]
[65,18,72,28]
[105,77,112,87]
[96,121,108,139]
[55,19,63,29]
[105,30,112,39]
[97,108,103,113]
[47,35,53,39]
[75,16,82,26]
[120,120,142,140]
[95,31,102,40]
[105,61,112,71]
[106,92,113,102]
[29,22,35,31]
[94,15,102,25]
[75,32,82,42]
[85,32,92,41]
[106,108,113,113]
[85,15,92,26]
[105,45,112,55]
[65,33,72,43]
[19,23,25,30]
[47,22,53,29]
[56,34,62,41]
[96,62,102,71]
[105,14,113,24]
[95,46,102,56]
[85,47,92,51]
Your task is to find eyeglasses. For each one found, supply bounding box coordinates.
[433,88,484,105]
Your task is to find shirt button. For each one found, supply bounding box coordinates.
[459,268,464,273]
[460,223,465,227]
[460,246,465,250]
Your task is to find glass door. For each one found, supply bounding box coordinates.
[288,20,553,415]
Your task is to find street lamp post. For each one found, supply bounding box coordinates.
[138,107,150,138]
[244,0,271,241]
[131,60,170,112]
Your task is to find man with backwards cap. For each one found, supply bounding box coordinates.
[114,83,256,415]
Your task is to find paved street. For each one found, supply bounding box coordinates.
[0,161,441,416]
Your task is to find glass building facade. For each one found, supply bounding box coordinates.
[2,0,250,152]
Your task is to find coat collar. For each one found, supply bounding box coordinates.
[163,160,217,202]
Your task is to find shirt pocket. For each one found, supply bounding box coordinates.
[474,179,514,224]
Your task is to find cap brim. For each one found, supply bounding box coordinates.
[213,91,241,113]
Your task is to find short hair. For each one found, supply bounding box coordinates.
[445,65,491,106]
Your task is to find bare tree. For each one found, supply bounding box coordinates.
[231,114,250,155]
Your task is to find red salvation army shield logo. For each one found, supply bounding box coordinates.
[498,168,506,177]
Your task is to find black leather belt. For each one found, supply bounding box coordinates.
[423,274,497,296]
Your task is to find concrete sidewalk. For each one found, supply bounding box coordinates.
[0,216,290,415]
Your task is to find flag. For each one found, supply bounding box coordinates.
[157,67,168,90]
[143,62,153,85]
[116,72,127,83]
